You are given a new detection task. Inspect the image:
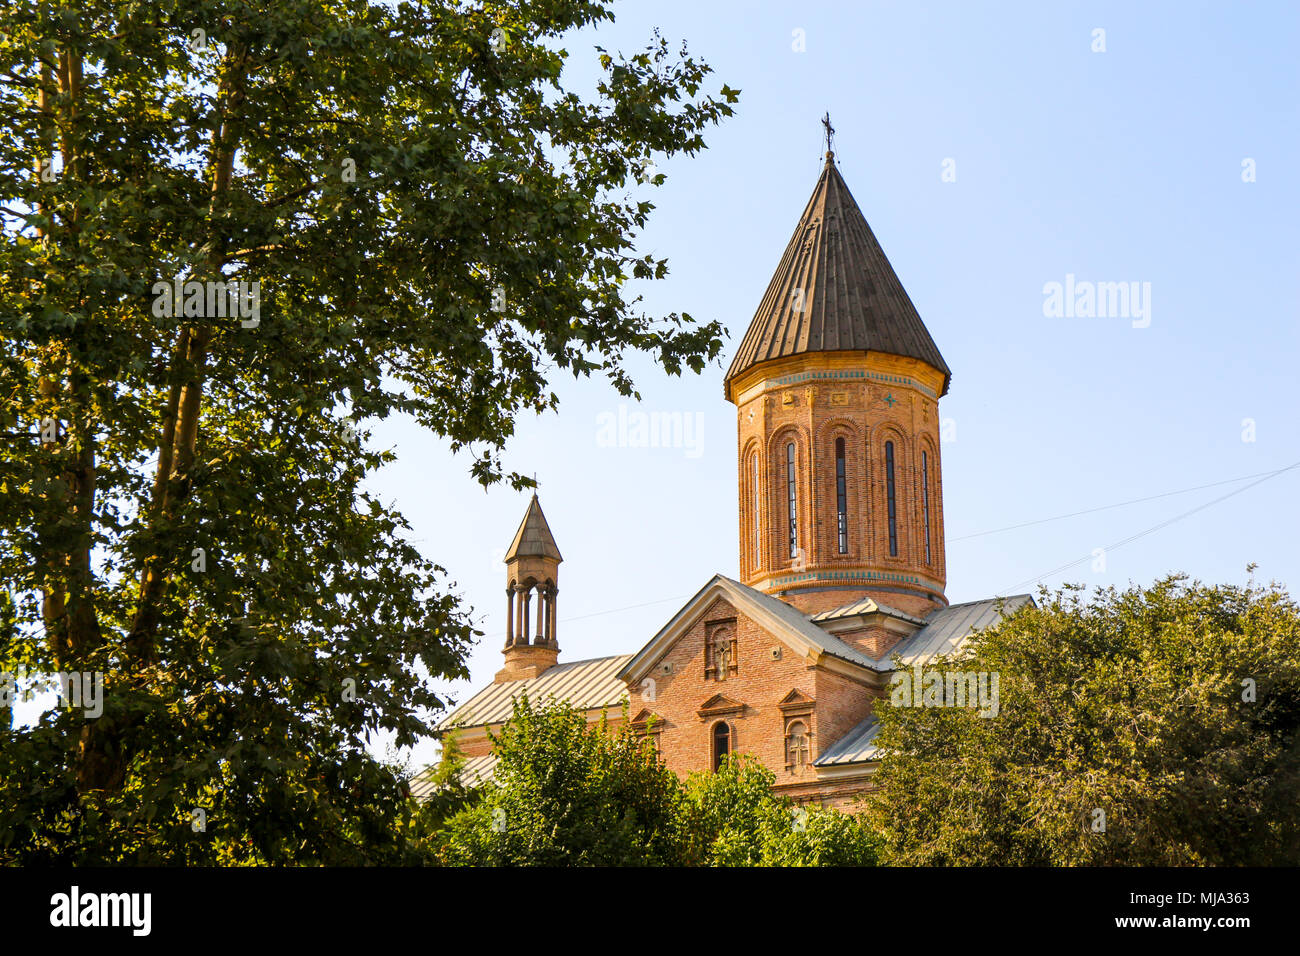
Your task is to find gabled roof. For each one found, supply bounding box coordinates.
[434,653,630,732]
[809,595,928,626]
[724,153,951,396]
[617,574,881,683]
[619,578,1034,688]
[882,595,1033,668]
[505,493,562,563]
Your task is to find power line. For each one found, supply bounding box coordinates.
[949,468,1289,542]
[999,458,1300,595]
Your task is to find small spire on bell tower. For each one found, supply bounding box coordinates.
[495,491,563,683]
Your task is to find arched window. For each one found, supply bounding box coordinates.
[712,721,732,772]
[786,443,798,560]
[751,452,761,571]
[835,437,848,554]
[921,449,932,566]
[885,440,898,557]
[785,720,809,771]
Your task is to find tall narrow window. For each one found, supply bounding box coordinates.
[921,449,932,565]
[786,443,797,560]
[712,722,731,772]
[835,437,848,554]
[885,440,898,557]
[751,453,760,570]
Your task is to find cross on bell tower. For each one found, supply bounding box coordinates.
[495,492,563,683]
[821,111,835,162]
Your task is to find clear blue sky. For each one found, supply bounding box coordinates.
[369,0,1300,770]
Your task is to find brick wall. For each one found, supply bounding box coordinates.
[731,351,948,617]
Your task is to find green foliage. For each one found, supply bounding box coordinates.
[432,699,879,866]
[436,696,688,865]
[411,736,481,827]
[0,0,734,862]
[685,755,879,866]
[869,575,1300,865]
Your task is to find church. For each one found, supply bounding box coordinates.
[419,143,1031,809]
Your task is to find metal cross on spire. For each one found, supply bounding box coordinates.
[821,112,835,160]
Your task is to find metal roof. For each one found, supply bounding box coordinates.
[724,153,951,395]
[504,493,562,562]
[882,595,1033,668]
[617,574,884,682]
[814,716,881,767]
[812,595,1033,769]
[434,653,631,732]
[808,595,927,626]
[409,753,498,800]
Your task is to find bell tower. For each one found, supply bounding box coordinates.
[495,493,563,683]
[725,136,952,619]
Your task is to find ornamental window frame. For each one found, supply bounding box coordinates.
[785,719,810,772]
[778,689,816,773]
[703,619,739,681]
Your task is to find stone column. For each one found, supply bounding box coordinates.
[541,586,552,645]
[522,587,532,644]
[515,585,525,644]
[548,586,558,647]
[505,587,515,646]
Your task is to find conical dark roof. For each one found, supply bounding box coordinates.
[505,493,562,562]
[725,154,950,396]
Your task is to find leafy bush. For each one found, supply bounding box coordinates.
[431,698,879,866]
[869,575,1300,865]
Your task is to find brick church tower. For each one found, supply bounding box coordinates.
[724,145,952,619]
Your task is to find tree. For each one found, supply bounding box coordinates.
[869,575,1300,865]
[0,0,735,862]
[435,696,688,866]
[431,699,880,866]
[684,755,879,867]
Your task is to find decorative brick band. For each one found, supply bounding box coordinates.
[765,368,937,400]
[767,569,937,589]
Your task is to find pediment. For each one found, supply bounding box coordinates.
[778,689,816,713]
[698,694,745,720]
[629,708,665,731]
